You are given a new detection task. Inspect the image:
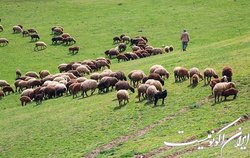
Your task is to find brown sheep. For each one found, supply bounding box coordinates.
[107,48,119,59]
[71,83,81,98]
[174,67,189,82]
[20,96,32,106]
[25,71,39,78]
[3,86,14,95]
[118,43,126,52]
[222,66,233,82]
[117,54,129,62]
[98,77,118,93]
[191,74,199,86]
[21,88,34,100]
[213,82,236,103]
[137,84,150,101]
[34,41,47,51]
[115,81,135,93]
[143,73,164,85]
[149,65,164,73]
[81,79,98,97]
[69,46,80,54]
[209,76,228,94]
[146,85,159,102]
[61,33,70,38]
[189,67,203,85]
[90,73,100,82]
[153,68,170,80]
[129,70,146,87]
[0,80,10,88]
[0,38,9,46]
[109,71,127,81]
[113,36,121,44]
[121,35,130,44]
[222,88,239,101]
[39,70,50,79]
[117,90,129,106]
[203,68,218,85]
[96,60,110,70]
[13,25,23,33]
[16,69,22,78]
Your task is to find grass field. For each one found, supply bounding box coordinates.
[0,0,250,157]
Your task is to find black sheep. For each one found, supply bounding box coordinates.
[154,90,168,106]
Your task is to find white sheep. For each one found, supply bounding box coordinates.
[213,82,236,103]
[0,38,9,46]
[146,85,159,102]
[34,41,47,51]
[13,25,23,33]
[145,79,163,91]
[117,90,129,106]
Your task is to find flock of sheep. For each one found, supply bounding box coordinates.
[0,24,79,54]
[0,22,238,107]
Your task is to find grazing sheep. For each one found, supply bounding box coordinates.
[169,45,174,52]
[62,37,76,45]
[189,67,203,85]
[0,24,3,32]
[151,48,163,55]
[222,66,233,82]
[96,60,110,70]
[67,70,82,77]
[22,30,29,37]
[52,36,63,44]
[113,36,121,44]
[20,96,32,106]
[76,77,87,83]
[115,81,135,93]
[55,83,67,97]
[71,83,81,98]
[121,35,130,44]
[137,84,150,101]
[69,46,80,54]
[130,37,145,46]
[90,73,100,82]
[27,78,41,88]
[98,77,118,93]
[222,88,238,101]
[0,38,9,46]
[21,88,34,100]
[153,67,170,80]
[16,69,22,78]
[124,53,133,60]
[110,71,127,81]
[0,80,10,88]
[191,74,199,86]
[213,82,236,103]
[58,63,68,72]
[130,52,139,60]
[34,41,47,51]
[143,73,164,85]
[13,25,23,33]
[15,80,28,92]
[129,70,146,87]
[81,79,98,97]
[117,54,129,62]
[209,76,228,94]
[0,91,4,99]
[154,90,168,106]
[39,70,50,79]
[30,34,40,41]
[117,90,129,106]
[25,71,39,78]
[145,79,163,91]
[52,27,63,35]
[106,48,119,59]
[132,45,141,52]
[61,33,70,38]
[34,93,44,105]
[150,65,164,73]
[146,85,159,102]
[99,69,113,79]
[118,43,126,52]
[174,67,189,82]
[203,68,218,85]
[28,28,38,34]
[44,86,56,99]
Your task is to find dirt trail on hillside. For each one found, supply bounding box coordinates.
[135,114,250,158]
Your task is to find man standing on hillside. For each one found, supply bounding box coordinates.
[180,29,190,51]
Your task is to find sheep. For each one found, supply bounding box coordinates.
[76,77,87,83]
[106,48,119,59]
[164,46,170,53]
[25,71,39,78]
[130,52,139,60]
[0,38,9,46]
[115,81,135,93]
[27,78,42,88]
[51,36,63,44]
[13,25,23,33]
[21,88,34,100]
[143,73,164,85]
[129,70,146,87]
[0,24,3,32]
[131,45,141,52]
[98,77,118,93]
[221,88,239,101]
[20,96,32,106]
[30,34,40,41]
[116,54,129,62]
[62,37,76,45]
[34,92,44,105]
[189,67,203,85]
[16,69,22,78]
[117,90,129,106]
[118,43,126,52]
[69,46,80,54]
[28,28,38,34]
[76,65,90,75]
[0,91,4,99]
[90,72,100,82]
[222,66,233,82]
[96,60,110,70]
[55,83,67,97]
[149,65,164,73]
[81,79,98,97]
[130,37,145,46]
[121,35,130,44]
[146,85,159,102]
[203,68,218,85]
[44,86,56,99]
[137,84,150,101]
[213,82,236,103]
[113,36,121,44]
[1,86,13,96]
[151,48,163,55]
[169,45,174,52]
[153,67,170,80]
[209,76,229,94]
[52,27,63,35]
[191,74,199,86]
[39,70,50,79]
[34,41,47,51]
[0,80,10,88]
[145,79,163,91]
[124,53,133,60]
[96,57,111,64]
[61,33,70,38]
[15,80,26,92]
[154,90,168,106]
[71,83,81,98]
[99,69,113,79]
[67,70,82,77]
[174,67,189,82]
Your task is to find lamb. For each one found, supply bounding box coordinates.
[30,34,40,41]
[203,68,218,85]
[69,46,80,54]
[154,90,168,106]
[137,84,150,101]
[39,70,50,79]
[76,65,90,75]
[20,96,32,106]
[221,88,238,101]
[116,54,129,62]
[213,82,236,103]
[117,90,129,106]
[189,67,203,85]
[34,41,47,51]
[0,80,10,88]
[25,71,39,78]
[145,79,163,91]
[146,85,159,102]
[209,76,228,94]
[115,81,135,93]
[153,67,170,80]
[13,25,23,33]
[0,91,4,99]
[0,38,9,46]
[191,74,199,86]
[81,79,98,97]
[222,66,233,82]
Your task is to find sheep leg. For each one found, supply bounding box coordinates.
[85,91,88,97]
[162,98,165,105]
[233,94,237,99]
[154,98,158,106]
